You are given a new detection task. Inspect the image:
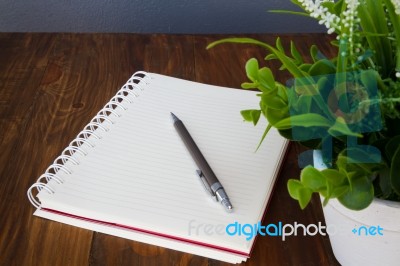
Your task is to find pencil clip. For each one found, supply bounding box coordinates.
[196,170,217,201]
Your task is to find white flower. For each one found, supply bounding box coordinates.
[298,0,340,34]
[392,0,400,15]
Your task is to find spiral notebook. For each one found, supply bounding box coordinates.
[27,72,288,264]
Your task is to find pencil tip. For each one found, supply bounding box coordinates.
[170,112,179,122]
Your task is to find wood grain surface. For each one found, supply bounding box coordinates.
[0,33,339,265]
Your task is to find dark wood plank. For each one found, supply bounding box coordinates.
[143,34,196,79]
[0,33,85,265]
[0,33,136,265]
[0,33,55,177]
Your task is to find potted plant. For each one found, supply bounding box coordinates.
[208,0,400,265]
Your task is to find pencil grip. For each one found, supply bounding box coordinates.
[174,121,219,187]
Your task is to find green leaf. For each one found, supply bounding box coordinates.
[298,187,313,209]
[276,37,284,52]
[360,69,379,93]
[266,108,289,125]
[258,67,276,91]
[330,186,349,198]
[290,95,314,114]
[328,117,362,137]
[358,0,393,77]
[240,109,261,126]
[346,147,382,166]
[273,113,331,130]
[338,176,374,210]
[308,59,336,76]
[268,10,310,17]
[300,167,326,191]
[316,76,330,97]
[261,94,287,110]
[333,0,344,15]
[321,169,346,186]
[293,79,318,96]
[390,146,400,195]
[310,45,318,62]
[243,59,276,93]
[321,3,335,16]
[383,0,400,74]
[265,54,277,61]
[385,135,400,160]
[299,64,312,72]
[255,123,272,151]
[378,167,392,198]
[290,41,303,64]
[322,185,349,206]
[336,147,382,175]
[288,173,315,210]
[241,82,256,89]
[276,83,288,102]
[288,179,303,199]
[245,58,259,82]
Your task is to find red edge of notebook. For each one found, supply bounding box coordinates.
[41,142,289,260]
[41,208,249,258]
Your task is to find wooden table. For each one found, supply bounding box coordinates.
[0,33,339,265]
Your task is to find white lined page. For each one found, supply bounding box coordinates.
[36,73,288,255]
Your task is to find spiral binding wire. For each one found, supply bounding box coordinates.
[27,71,152,209]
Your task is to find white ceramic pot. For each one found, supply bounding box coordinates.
[322,197,400,266]
[312,150,400,265]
